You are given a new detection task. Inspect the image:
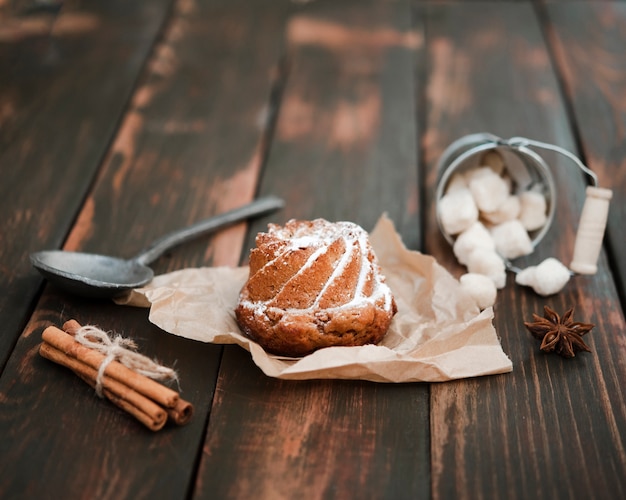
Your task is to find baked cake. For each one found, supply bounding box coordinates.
[235,218,397,357]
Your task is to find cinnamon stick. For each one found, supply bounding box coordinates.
[166,398,194,426]
[42,325,179,409]
[101,387,166,431]
[39,342,167,431]
[40,321,194,430]
[65,320,194,419]
[62,319,82,336]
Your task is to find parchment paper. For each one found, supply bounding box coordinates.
[119,215,512,382]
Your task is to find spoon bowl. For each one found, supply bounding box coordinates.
[31,251,155,298]
[31,196,284,298]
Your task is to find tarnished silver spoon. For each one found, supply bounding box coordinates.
[31,196,284,298]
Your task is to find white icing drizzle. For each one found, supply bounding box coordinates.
[353,228,371,300]
[311,238,356,307]
[243,220,394,315]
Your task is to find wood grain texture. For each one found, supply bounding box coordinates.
[420,3,626,499]
[194,1,427,498]
[59,0,285,269]
[2,1,625,499]
[245,0,421,243]
[0,0,172,371]
[0,0,285,497]
[542,2,626,303]
[0,298,219,498]
[202,346,429,499]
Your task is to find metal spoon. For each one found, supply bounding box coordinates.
[30,196,284,298]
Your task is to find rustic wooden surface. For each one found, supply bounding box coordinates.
[1,0,625,499]
[421,3,626,499]
[0,0,172,370]
[195,1,426,498]
[544,1,626,302]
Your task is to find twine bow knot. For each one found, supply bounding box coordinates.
[74,325,178,397]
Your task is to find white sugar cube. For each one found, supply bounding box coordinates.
[460,273,498,309]
[466,249,507,289]
[464,166,492,183]
[519,190,548,231]
[438,188,479,236]
[515,257,571,296]
[482,195,521,225]
[468,167,510,213]
[453,221,495,265]
[490,219,533,260]
[480,150,505,175]
[445,173,468,194]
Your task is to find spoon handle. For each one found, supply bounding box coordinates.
[134,196,285,265]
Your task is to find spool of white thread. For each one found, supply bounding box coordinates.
[570,186,613,275]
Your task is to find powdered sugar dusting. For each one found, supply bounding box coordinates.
[241,219,394,315]
[288,235,321,249]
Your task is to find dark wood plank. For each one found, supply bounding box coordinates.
[204,348,429,499]
[0,0,172,371]
[420,2,626,499]
[542,2,626,304]
[194,1,428,498]
[0,0,285,497]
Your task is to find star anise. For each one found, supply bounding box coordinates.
[524,306,594,358]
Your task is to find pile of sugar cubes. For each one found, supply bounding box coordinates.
[439,150,571,308]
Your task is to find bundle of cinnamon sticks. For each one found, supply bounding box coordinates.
[39,319,193,432]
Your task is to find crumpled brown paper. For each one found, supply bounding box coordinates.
[119,215,512,382]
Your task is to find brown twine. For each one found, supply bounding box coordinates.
[73,325,179,397]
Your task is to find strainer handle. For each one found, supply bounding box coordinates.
[506,137,599,186]
[507,137,612,275]
[570,186,613,274]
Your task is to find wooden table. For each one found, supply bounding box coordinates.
[1,0,625,498]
